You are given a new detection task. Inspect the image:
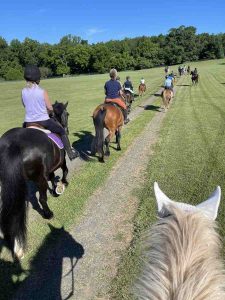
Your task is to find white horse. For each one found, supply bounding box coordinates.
[134,182,225,300]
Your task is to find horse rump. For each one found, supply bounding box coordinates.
[92,107,107,161]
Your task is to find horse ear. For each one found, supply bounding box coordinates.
[55,100,58,104]
[154,182,174,215]
[196,186,221,220]
[154,182,197,217]
[64,101,68,109]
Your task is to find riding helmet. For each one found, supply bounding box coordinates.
[24,65,41,82]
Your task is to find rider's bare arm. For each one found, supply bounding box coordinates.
[44,90,53,111]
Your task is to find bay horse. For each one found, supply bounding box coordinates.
[0,102,70,259]
[135,182,225,299]
[190,71,199,85]
[92,103,123,162]
[138,83,146,97]
[161,88,173,110]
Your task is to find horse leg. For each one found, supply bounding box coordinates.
[61,156,69,186]
[105,132,111,157]
[116,128,122,151]
[36,175,53,219]
[48,172,57,196]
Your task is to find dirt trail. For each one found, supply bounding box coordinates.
[13,83,180,300]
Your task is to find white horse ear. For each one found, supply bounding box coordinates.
[154,182,174,215]
[196,186,221,220]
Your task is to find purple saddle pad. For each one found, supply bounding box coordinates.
[47,133,64,149]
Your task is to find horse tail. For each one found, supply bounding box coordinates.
[0,144,27,256]
[93,107,107,161]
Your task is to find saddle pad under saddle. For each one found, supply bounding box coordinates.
[27,126,64,149]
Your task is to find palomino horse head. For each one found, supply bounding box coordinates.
[134,183,225,299]
[154,182,221,220]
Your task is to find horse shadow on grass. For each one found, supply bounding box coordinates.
[176,84,190,86]
[0,249,26,300]
[72,131,95,161]
[11,224,84,300]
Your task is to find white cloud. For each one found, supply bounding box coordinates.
[86,27,105,36]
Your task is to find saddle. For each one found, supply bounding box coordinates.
[26,123,64,149]
[105,98,126,110]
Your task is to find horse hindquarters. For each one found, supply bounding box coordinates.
[93,108,107,162]
[0,144,27,259]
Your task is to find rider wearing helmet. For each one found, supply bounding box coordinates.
[22,65,78,160]
[193,67,198,75]
[104,68,130,124]
[164,75,174,92]
[123,76,134,91]
[123,76,134,101]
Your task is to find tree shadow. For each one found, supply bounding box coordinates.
[72,131,95,161]
[144,105,161,112]
[176,84,190,86]
[138,104,161,112]
[13,224,84,300]
[152,92,162,97]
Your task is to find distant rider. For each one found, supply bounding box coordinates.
[21,65,78,160]
[104,69,130,124]
[123,76,134,101]
[164,75,174,94]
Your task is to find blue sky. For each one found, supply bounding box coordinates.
[0,0,225,44]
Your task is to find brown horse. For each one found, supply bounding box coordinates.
[162,89,173,110]
[138,83,146,96]
[92,103,123,162]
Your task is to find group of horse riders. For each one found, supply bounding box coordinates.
[163,66,198,92]
[21,65,146,162]
[105,69,146,124]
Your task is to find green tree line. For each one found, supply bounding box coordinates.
[0,26,225,80]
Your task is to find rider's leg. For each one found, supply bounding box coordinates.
[35,119,79,160]
[121,108,130,124]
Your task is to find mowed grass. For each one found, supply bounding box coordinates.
[0,68,164,136]
[0,67,166,298]
[111,58,225,299]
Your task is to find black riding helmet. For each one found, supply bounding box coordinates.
[24,65,41,82]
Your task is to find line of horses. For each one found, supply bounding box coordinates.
[1,70,224,300]
[0,81,147,259]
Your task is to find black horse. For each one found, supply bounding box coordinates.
[0,102,70,259]
[190,71,199,85]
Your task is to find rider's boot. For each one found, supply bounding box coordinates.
[122,109,130,125]
[61,135,79,160]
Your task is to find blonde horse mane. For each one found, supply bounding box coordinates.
[134,184,225,300]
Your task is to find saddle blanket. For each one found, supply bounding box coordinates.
[27,126,64,149]
[105,98,126,110]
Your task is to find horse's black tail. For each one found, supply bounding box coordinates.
[0,144,27,256]
[93,107,107,162]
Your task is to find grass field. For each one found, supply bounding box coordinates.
[111,58,225,299]
[0,66,166,298]
[1,59,225,298]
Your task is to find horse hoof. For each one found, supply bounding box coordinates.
[117,147,121,151]
[105,152,110,157]
[55,182,65,195]
[62,180,69,187]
